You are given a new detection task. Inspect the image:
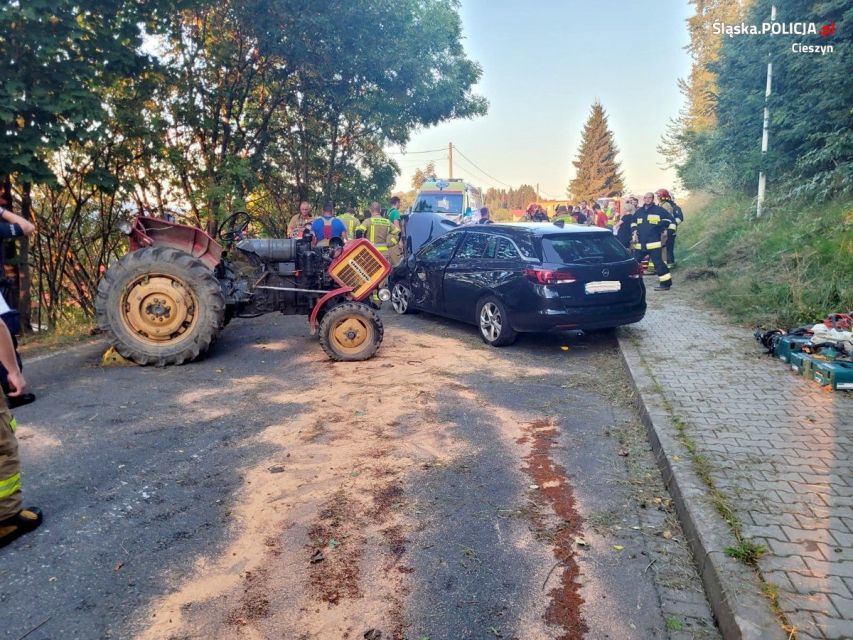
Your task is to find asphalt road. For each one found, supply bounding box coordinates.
[1,310,718,640]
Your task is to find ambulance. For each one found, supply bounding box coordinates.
[411,179,483,224]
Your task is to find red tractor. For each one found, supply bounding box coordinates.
[95,212,391,365]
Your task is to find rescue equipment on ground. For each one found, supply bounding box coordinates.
[754,312,853,391]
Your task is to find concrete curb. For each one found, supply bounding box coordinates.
[616,328,784,640]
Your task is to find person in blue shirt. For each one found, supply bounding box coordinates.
[310,202,348,246]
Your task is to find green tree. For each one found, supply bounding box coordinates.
[156,0,487,232]
[0,0,182,329]
[411,161,437,190]
[567,102,625,202]
[673,0,852,199]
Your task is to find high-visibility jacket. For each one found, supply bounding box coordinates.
[0,408,22,520]
[336,213,359,238]
[631,204,671,250]
[356,217,399,253]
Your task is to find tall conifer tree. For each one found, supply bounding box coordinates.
[568,102,625,202]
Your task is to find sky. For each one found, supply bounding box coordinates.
[391,0,694,199]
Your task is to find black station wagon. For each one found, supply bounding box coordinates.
[389,222,646,346]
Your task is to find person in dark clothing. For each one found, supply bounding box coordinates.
[532,206,549,222]
[477,207,494,224]
[615,196,637,248]
[631,192,672,290]
[656,188,683,267]
[0,199,36,408]
[616,211,635,248]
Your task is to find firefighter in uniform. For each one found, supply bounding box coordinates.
[0,319,40,548]
[632,192,672,291]
[287,201,315,239]
[335,207,360,241]
[656,188,683,268]
[385,197,404,265]
[356,202,400,257]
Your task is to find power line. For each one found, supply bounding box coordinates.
[392,156,446,169]
[451,145,514,188]
[386,147,446,155]
[452,156,499,187]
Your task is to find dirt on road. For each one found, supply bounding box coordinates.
[3,312,718,640]
[136,324,573,640]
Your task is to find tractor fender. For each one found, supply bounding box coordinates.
[129,217,222,270]
[309,286,355,335]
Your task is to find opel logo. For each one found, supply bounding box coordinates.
[601,268,610,278]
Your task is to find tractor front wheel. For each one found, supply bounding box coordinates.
[318,302,383,361]
[96,247,225,366]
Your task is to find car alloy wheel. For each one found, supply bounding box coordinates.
[391,283,410,315]
[479,301,503,342]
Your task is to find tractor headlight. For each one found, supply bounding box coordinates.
[118,220,133,235]
[377,288,391,302]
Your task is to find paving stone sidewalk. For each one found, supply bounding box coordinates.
[620,282,853,640]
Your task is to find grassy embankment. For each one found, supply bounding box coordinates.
[18,309,97,357]
[676,193,853,328]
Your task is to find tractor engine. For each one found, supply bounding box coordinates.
[219,236,341,317]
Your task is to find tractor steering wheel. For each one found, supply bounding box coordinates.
[218,211,252,243]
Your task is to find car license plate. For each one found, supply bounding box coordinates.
[585,281,621,294]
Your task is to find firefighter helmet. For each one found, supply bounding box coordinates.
[655,188,672,201]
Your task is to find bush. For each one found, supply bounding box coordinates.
[678,193,853,328]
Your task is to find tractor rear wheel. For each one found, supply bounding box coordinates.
[318,302,383,361]
[96,247,225,366]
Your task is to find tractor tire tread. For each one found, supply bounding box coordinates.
[95,247,224,366]
[318,301,384,361]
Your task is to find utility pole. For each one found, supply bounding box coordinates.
[448,142,453,179]
[757,4,776,217]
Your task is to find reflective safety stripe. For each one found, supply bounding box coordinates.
[631,243,641,250]
[9,417,16,432]
[659,273,673,282]
[367,218,391,245]
[0,472,21,499]
[647,215,660,224]
[631,222,638,228]
[645,241,662,250]
[336,215,358,236]
[375,245,389,252]
[668,222,677,230]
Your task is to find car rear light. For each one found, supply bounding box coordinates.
[524,268,576,285]
[628,262,643,279]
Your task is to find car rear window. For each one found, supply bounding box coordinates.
[541,233,630,264]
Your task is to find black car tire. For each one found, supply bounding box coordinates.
[390,282,417,315]
[476,295,518,347]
